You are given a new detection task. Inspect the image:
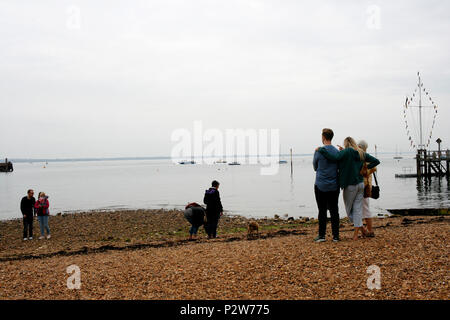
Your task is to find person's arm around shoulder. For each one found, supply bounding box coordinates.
[365,153,380,169]
[318,146,346,162]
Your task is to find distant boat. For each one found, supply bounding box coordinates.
[278,146,288,164]
[178,160,196,165]
[394,145,403,160]
[214,159,227,164]
[229,149,240,165]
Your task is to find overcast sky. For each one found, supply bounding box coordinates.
[1,0,449,158]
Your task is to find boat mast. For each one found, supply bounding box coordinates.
[418,72,423,148]
[404,72,438,151]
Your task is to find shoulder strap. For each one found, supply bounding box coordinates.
[373,172,379,186]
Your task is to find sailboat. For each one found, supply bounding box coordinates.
[178,154,196,165]
[278,146,288,164]
[228,148,241,165]
[393,145,403,160]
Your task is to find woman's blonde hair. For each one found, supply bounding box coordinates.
[344,137,365,161]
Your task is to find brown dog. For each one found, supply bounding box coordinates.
[247,221,260,237]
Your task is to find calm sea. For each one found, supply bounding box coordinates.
[1,156,449,220]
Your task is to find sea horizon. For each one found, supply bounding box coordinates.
[6,151,416,163]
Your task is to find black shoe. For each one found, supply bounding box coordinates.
[314,236,326,242]
[333,237,340,242]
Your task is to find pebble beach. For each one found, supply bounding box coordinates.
[0,210,448,299]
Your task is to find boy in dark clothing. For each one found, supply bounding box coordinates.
[203,180,223,239]
[20,189,36,240]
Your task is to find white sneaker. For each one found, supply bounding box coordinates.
[46,235,51,239]
[28,237,33,240]
[39,236,44,240]
[23,238,28,241]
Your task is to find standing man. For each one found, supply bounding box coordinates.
[313,128,340,242]
[20,189,36,240]
[203,180,223,239]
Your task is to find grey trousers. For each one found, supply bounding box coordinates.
[343,182,365,228]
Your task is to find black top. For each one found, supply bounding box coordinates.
[20,196,36,216]
[185,207,206,226]
[203,187,223,214]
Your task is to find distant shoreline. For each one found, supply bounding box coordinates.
[7,152,415,163]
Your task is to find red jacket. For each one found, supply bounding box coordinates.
[35,198,50,216]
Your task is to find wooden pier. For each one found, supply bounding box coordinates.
[395,139,449,179]
[415,148,449,179]
[0,158,13,172]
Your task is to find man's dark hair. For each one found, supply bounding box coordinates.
[322,128,334,141]
[212,180,220,188]
[27,189,34,194]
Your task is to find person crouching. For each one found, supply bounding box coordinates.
[184,202,206,240]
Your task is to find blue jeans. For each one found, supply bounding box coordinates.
[343,182,365,228]
[189,225,200,235]
[37,215,50,236]
[185,211,201,235]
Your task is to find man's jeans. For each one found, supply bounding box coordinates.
[37,215,50,236]
[314,185,340,239]
[23,216,33,238]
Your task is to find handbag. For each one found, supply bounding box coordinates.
[371,172,380,199]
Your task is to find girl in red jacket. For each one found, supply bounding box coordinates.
[35,192,51,239]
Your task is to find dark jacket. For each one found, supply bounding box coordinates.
[20,196,36,217]
[203,187,223,215]
[184,206,206,227]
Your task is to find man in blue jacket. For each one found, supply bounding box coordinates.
[313,128,340,242]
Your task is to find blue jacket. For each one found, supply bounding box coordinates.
[313,145,339,192]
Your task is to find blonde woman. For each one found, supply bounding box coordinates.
[358,140,377,237]
[318,137,380,240]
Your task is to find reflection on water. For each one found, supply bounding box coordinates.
[416,177,450,208]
